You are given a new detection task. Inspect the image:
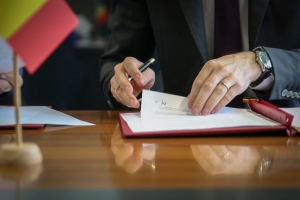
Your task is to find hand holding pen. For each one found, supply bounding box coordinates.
[110,57,156,108]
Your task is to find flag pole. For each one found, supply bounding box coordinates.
[0,52,42,166]
[13,51,23,146]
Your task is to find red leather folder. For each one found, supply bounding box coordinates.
[119,98,297,138]
[0,124,45,130]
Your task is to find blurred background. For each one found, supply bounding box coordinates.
[3,0,164,111]
[21,0,111,110]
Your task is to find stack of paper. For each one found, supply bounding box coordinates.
[120,90,300,136]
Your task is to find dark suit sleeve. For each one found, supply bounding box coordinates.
[254,47,300,107]
[100,0,155,109]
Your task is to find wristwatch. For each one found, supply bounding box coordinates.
[250,47,273,87]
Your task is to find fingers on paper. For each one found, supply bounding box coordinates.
[188,60,224,115]
[187,67,209,110]
[188,58,246,115]
[211,85,239,114]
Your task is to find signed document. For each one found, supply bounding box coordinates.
[120,90,291,133]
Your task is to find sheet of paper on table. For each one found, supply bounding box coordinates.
[120,90,300,133]
[0,106,94,126]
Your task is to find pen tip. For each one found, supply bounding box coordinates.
[149,58,155,64]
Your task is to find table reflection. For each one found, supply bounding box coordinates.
[190,140,300,176]
[111,124,156,173]
[0,134,15,145]
[0,134,43,182]
[110,125,300,177]
[191,145,272,175]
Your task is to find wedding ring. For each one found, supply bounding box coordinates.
[222,147,229,159]
[219,82,229,91]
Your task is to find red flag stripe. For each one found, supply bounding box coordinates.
[8,0,78,74]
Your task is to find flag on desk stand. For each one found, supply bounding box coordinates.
[0,0,78,165]
[0,0,78,74]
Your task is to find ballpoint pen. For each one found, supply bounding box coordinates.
[128,58,155,82]
[108,58,155,108]
[115,58,155,91]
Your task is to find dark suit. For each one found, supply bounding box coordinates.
[100,0,300,109]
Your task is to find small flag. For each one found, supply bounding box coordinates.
[95,4,109,26]
[0,0,78,74]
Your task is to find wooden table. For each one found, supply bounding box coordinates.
[1,111,300,200]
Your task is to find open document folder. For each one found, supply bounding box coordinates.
[119,90,300,137]
[0,106,94,128]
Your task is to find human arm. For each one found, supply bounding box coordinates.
[187,51,262,115]
[258,47,300,101]
[100,0,156,109]
[188,47,300,116]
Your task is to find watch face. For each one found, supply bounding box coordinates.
[259,52,272,69]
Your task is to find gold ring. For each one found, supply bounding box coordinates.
[219,82,229,91]
[222,147,229,159]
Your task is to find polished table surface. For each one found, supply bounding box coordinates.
[0,110,300,200]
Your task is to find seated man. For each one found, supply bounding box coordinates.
[100,0,300,114]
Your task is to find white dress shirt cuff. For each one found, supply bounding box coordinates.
[250,73,275,91]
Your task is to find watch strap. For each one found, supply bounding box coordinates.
[250,70,272,87]
[250,47,273,87]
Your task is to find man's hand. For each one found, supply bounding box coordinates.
[111,125,156,173]
[191,145,261,175]
[110,57,155,108]
[188,52,262,115]
[0,72,23,95]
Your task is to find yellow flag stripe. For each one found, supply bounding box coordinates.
[0,0,47,39]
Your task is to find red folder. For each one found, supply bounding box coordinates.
[119,98,297,138]
[0,124,45,130]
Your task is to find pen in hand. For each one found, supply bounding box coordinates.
[128,58,155,82]
[113,58,155,107]
[132,58,155,104]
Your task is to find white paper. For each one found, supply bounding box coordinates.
[0,106,94,126]
[281,108,300,127]
[120,90,288,133]
[0,37,24,73]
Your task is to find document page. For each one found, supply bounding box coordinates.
[0,106,94,126]
[121,90,280,133]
